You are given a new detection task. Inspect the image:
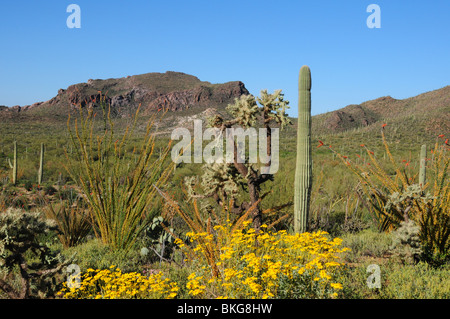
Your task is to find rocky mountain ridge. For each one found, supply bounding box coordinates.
[312,85,450,135]
[1,71,250,118]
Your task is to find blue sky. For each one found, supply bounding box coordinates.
[0,0,449,116]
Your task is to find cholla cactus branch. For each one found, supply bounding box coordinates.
[257,89,291,128]
[226,95,259,128]
[0,208,72,299]
[390,219,423,264]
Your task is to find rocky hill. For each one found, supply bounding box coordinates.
[0,71,249,119]
[311,85,450,136]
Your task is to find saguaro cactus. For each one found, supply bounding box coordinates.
[8,141,18,185]
[294,65,313,233]
[38,143,45,185]
[419,144,426,189]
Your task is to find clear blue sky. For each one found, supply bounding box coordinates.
[0,0,449,116]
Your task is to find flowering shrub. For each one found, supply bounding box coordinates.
[181,221,349,299]
[60,222,349,299]
[59,265,179,299]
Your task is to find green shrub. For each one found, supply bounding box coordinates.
[380,262,450,298]
[338,261,450,299]
[341,229,393,263]
[44,199,92,248]
[61,238,144,274]
[43,184,57,196]
[23,180,33,192]
[337,263,380,299]
[54,186,78,202]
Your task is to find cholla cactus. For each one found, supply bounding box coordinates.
[384,183,434,219]
[207,114,224,128]
[0,208,71,299]
[390,219,423,264]
[226,94,259,128]
[165,89,291,233]
[201,162,244,199]
[257,89,291,129]
[184,162,244,204]
[204,89,291,231]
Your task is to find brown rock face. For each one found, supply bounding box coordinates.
[145,81,248,112]
[5,71,250,118]
[324,104,378,132]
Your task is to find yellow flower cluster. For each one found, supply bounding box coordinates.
[183,221,349,299]
[186,273,207,296]
[59,221,349,299]
[59,265,179,299]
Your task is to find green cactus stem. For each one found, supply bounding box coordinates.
[8,141,18,185]
[38,143,45,185]
[294,65,313,233]
[419,144,426,189]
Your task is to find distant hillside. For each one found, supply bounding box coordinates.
[0,71,249,120]
[311,85,450,137]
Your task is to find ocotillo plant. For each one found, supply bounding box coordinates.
[64,96,174,252]
[294,65,312,233]
[7,141,17,185]
[419,144,426,189]
[38,143,45,185]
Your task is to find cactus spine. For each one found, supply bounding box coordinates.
[8,141,18,185]
[38,143,45,185]
[294,65,312,233]
[419,144,426,189]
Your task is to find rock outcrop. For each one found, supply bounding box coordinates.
[1,71,250,118]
